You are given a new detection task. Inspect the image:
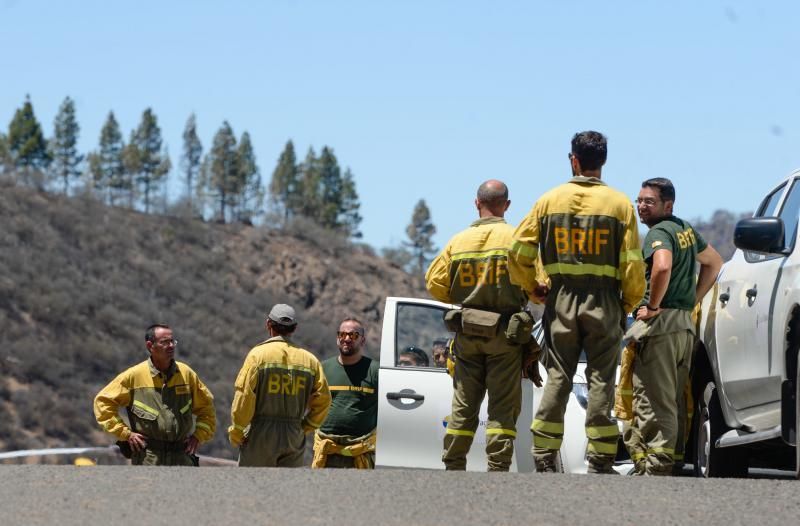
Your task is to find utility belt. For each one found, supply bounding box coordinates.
[443,307,533,344]
[145,438,187,452]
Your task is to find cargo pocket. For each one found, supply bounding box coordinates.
[461,308,501,338]
[505,311,534,344]
[130,400,159,436]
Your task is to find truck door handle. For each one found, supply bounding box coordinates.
[719,292,730,303]
[386,391,424,401]
[746,287,758,299]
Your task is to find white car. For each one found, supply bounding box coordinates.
[693,169,800,477]
[374,297,629,473]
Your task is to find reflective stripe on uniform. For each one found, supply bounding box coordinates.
[179,401,192,414]
[133,400,159,416]
[673,453,684,461]
[510,240,538,259]
[585,424,619,439]
[446,428,476,437]
[451,248,510,261]
[231,424,247,432]
[619,249,643,263]
[631,451,646,461]
[531,419,564,434]
[543,262,620,280]
[533,436,562,450]
[617,388,633,396]
[587,440,618,455]
[485,428,517,437]
[646,447,675,456]
[257,363,316,376]
[329,385,376,394]
[196,422,212,433]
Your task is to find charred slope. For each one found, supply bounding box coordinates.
[0,179,422,458]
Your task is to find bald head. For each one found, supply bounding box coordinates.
[475,180,510,218]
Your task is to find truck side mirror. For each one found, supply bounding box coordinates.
[734,217,786,254]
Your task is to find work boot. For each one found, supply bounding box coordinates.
[535,460,558,473]
[587,458,619,475]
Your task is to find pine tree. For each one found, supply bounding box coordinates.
[318,146,343,229]
[132,108,168,213]
[50,96,82,194]
[339,167,362,238]
[269,140,298,221]
[236,131,263,224]
[98,112,127,205]
[208,121,239,222]
[0,133,11,173]
[194,155,212,219]
[296,147,321,220]
[85,151,103,197]
[121,132,140,209]
[7,95,51,188]
[181,114,203,213]
[405,199,437,276]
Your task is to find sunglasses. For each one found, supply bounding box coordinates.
[337,331,363,340]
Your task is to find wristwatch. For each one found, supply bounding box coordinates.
[646,304,660,311]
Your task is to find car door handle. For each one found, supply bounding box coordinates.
[719,292,730,303]
[746,287,757,299]
[386,391,424,401]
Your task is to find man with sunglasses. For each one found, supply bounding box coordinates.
[623,178,722,475]
[312,317,379,469]
[94,323,217,466]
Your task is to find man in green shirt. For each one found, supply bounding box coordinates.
[624,177,722,475]
[312,317,379,469]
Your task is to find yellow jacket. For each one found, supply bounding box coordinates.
[426,217,527,312]
[312,430,376,469]
[228,336,331,447]
[509,176,645,313]
[94,359,216,443]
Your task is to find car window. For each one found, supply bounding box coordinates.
[395,303,454,368]
[778,179,800,251]
[746,182,788,262]
[757,183,786,217]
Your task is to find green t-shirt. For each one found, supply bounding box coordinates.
[320,355,379,437]
[642,216,708,311]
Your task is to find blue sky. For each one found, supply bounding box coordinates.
[2,1,799,250]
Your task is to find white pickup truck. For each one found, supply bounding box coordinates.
[373,296,629,473]
[693,168,800,477]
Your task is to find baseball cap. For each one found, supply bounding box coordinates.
[268,304,297,327]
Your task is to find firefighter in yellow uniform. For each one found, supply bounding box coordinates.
[229,304,331,467]
[509,131,646,473]
[94,324,217,466]
[426,180,532,471]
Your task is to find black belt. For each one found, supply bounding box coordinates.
[145,438,186,452]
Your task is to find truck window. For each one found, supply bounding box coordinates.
[778,179,800,251]
[756,183,786,218]
[395,303,454,368]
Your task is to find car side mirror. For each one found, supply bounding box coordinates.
[734,217,786,254]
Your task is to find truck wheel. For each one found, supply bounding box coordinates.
[796,367,800,479]
[693,382,749,478]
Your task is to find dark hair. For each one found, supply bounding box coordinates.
[476,181,508,208]
[432,339,448,349]
[400,346,430,367]
[145,324,171,343]
[641,177,676,203]
[268,319,296,336]
[571,131,608,171]
[340,316,365,337]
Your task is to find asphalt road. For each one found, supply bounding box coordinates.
[1,466,798,525]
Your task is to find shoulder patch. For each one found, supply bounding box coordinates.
[651,240,663,248]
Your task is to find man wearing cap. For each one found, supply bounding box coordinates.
[312,317,379,469]
[425,180,534,471]
[94,323,217,466]
[229,304,331,467]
